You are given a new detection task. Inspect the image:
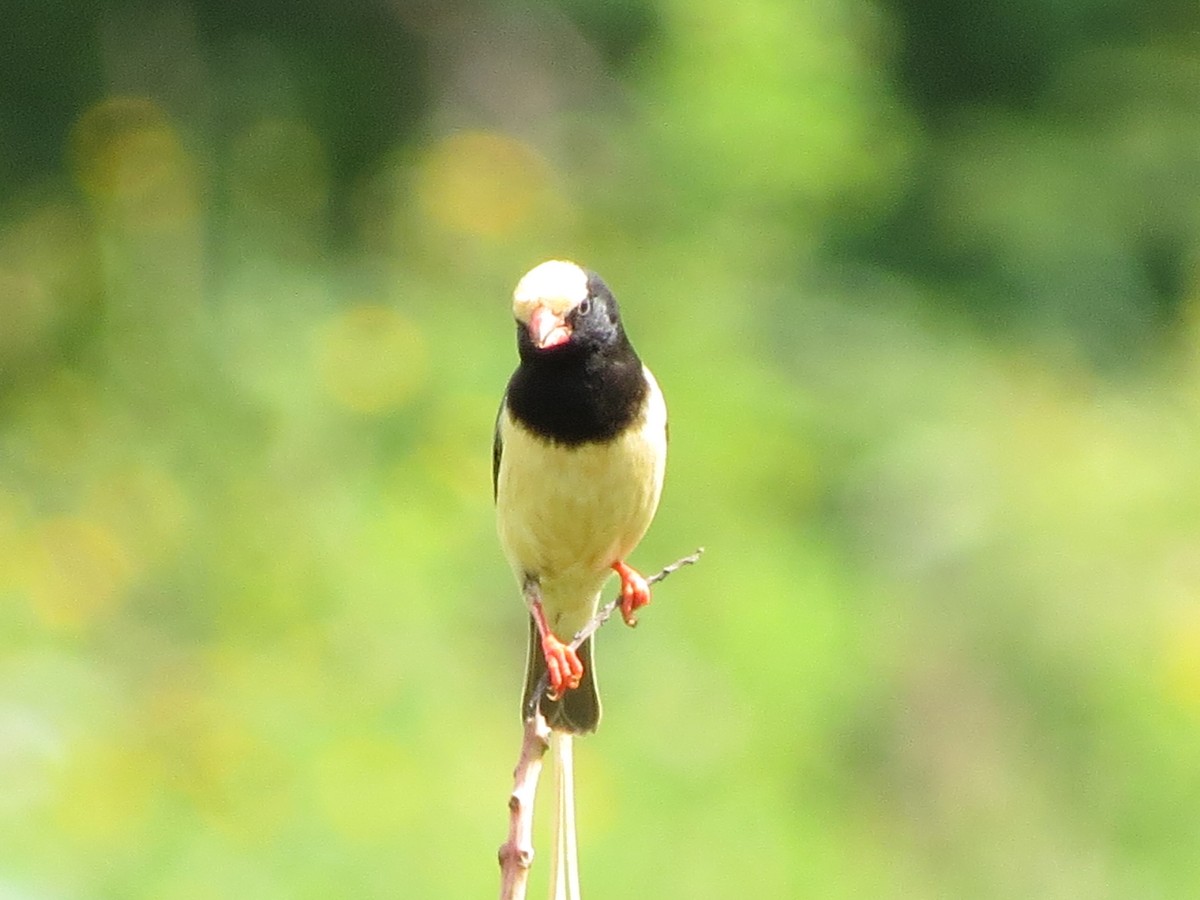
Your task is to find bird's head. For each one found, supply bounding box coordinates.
[512,260,623,357]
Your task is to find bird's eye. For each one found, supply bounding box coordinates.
[577,297,592,317]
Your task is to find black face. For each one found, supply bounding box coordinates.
[566,273,622,351]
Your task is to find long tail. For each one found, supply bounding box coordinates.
[549,732,581,899]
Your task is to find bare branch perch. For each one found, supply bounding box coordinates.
[499,547,704,900]
[498,711,551,900]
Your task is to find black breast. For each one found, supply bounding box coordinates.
[505,343,648,446]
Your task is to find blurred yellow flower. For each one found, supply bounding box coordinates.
[416,131,552,238]
[69,96,197,227]
[53,739,159,845]
[26,517,134,630]
[1161,615,1200,710]
[84,464,191,567]
[316,304,428,414]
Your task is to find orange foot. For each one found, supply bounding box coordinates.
[540,632,583,699]
[530,598,583,699]
[612,560,651,627]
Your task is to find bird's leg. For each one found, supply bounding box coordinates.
[612,559,651,627]
[530,598,583,699]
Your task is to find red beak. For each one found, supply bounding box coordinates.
[528,305,571,349]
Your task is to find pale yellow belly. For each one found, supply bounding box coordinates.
[496,380,666,637]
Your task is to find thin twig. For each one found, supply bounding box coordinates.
[498,710,552,900]
[570,547,705,648]
[528,548,706,704]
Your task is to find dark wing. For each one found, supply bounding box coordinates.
[492,398,505,500]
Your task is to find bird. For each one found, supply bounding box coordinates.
[494,258,668,733]
[493,259,668,895]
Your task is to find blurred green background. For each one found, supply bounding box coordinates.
[2,1,1199,897]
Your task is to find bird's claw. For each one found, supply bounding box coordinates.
[541,633,583,699]
[613,559,651,627]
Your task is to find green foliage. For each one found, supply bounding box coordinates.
[1,0,1199,897]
